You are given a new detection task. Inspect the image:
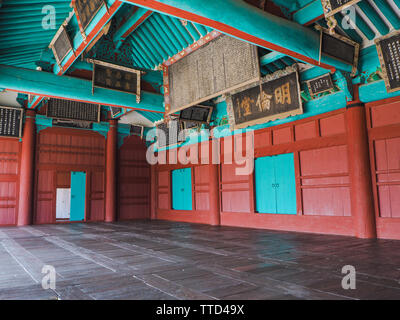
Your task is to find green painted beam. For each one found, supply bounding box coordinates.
[120,0,353,73]
[0,64,164,113]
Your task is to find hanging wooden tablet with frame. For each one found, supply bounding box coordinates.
[91,60,141,103]
[321,0,361,18]
[49,23,74,67]
[47,98,101,123]
[320,28,359,76]
[166,33,260,115]
[179,105,213,125]
[72,0,107,38]
[306,73,335,97]
[375,30,400,93]
[0,106,23,138]
[227,66,303,129]
[131,125,144,138]
[156,120,185,148]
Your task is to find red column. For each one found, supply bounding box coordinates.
[105,119,117,222]
[346,103,376,239]
[17,110,36,226]
[150,164,157,220]
[209,140,220,226]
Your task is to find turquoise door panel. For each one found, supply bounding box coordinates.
[255,156,277,214]
[274,153,297,215]
[172,168,193,211]
[254,153,297,215]
[70,172,86,221]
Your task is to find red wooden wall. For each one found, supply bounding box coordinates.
[366,97,400,240]
[118,135,150,220]
[154,109,355,236]
[34,127,106,224]
[0,138,21,225]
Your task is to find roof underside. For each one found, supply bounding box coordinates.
[0,0,399,124]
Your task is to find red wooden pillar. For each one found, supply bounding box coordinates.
[209,163,221,226]
[346,102,376,239]
[105,119,117,222]
[17,110,36,226]
[208,138,220,226]
[150,164,157,220]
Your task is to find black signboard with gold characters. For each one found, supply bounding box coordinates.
[321,0,361,18]
[227,66,303,129]
[0,106,23,138]
[376,30,400,93]
[90,60,141,103]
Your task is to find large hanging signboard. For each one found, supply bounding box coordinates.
[72,0,106,38]
[375,30,400,93]
[49,23,74,67]
[306,73,335,97]
[90,60,141,103]
[227,66,303,129]
[321,0,361,18]
[165,32,260,115]
[320,28,360,76]
[0,106,23,138]
[47,98,101,123]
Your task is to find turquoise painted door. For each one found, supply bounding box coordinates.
[172,168,193,211]
[255,156,276,214]
[70,172,86,221]
[274,153,297,215]
[254,154,297,215]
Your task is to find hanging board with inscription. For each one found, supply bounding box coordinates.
[91,60,141,103]
[131,125,144,138]
[49,24,74,66]
[321,0,361,17]
[73,0,105,31]
[376,30,400,93]
[320,29,359,75]
[0,106,23,138]
[179,105,213,125]
[156,120,185,148]
[306,73,334,96]
[227,66,303,129]
[167,34,260,115]
[47,99,100,123]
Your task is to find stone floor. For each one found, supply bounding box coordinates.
[0,220,399,300]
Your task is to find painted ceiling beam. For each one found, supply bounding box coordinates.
[113,7,153,50]
[260,51,286,66]
[31,0,124,109]
[120,0,354,73]
[0,64,164,113]
[292,0,324,26]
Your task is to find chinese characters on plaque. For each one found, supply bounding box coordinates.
[0,106,23,138]
[376,30,400,93]
[227,67,303,129]
[91,60,141,103]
